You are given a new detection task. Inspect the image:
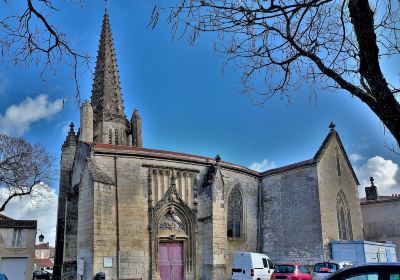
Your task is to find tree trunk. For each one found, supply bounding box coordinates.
[348,0,400,146]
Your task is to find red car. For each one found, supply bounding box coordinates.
[271,263,312,280]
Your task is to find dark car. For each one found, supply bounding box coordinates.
[325,263,400,280]
[33,270,52,280]
[0,273,8,280]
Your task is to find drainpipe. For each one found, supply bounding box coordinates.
[114,155,120,279]
[257,181,262,253]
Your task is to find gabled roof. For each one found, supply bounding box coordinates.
[313,129,359,185]
[261,128,359,185]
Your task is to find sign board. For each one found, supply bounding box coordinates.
[77,258,84,276]
[103,257,113,268]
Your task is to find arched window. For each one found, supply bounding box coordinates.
[227,186,243,238]
[108,129,113,144]
[337,190,353,240]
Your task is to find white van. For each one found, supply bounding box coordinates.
[232,252,275,280]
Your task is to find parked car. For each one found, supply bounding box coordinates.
[33,270,52,280]
[232,252,275,280]
[312,261,353,280]
[325,263,400,279]
[271,263,312,280]
[0,273,8,280]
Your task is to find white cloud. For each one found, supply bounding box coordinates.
[349,153,365,162]
[0,72,11,95]
[2,187,58,246]
[355,156,400,196]
[0,94,63,135]
[249,158,276,172]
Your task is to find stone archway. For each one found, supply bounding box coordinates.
[149,173,197,280]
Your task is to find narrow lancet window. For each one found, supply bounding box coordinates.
[108,129,113,144]
[336,147,341,177]
[227,186,243,238]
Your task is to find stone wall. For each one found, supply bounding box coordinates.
[362,200,400,260]
[54,135,77,280]
[261,165,323,265]
[224,170,259,279]
[77,166,94,280]
[316,135,364,248]
[82,150,260,280]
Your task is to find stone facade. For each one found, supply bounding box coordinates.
[0,214,37,280]
[54,11,366,280]
[361,180,400,260]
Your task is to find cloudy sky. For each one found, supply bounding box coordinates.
[1,0,399,245]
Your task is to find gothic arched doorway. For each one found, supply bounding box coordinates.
[149,174,197,280]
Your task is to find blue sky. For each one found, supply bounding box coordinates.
[1,0,399,244]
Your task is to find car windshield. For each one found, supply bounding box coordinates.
[313,263,339,273]
[275,265,296,273]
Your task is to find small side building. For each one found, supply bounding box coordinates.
[0,214,37,280]
[361,178,400,261]
[34,242,55,273]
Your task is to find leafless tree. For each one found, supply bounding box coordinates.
[152,0,400,146]
[0,134,54,212]
[0,0,90,103]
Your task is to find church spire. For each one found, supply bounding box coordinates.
[91,9,125,122]
[90,9,129,145]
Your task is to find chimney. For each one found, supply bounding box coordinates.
[365,177,378,201]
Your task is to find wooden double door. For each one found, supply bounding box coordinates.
[159,242,184,280]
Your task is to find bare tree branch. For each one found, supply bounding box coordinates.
[0,0,90,103]
[154,0,400,147]
[0,134,54,212]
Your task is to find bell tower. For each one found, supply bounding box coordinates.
[91,9,128,145]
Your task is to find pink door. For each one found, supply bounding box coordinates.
[159,242,184,280]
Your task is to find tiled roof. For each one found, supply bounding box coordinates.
[34,258,54,268]
[92,128,358,181]
[0,219,37,229]
[360,195,400,204]
[0,213,13,220]
[35,242,50,250]
[93,143,259,176]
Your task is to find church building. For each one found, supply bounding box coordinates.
[54,10,365,280]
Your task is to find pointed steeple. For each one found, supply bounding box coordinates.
[90,10,129,145]
[91,9,125,122]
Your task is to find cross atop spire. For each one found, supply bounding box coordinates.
[91,9,125,123]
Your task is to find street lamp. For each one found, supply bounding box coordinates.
[38,233,44,243]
